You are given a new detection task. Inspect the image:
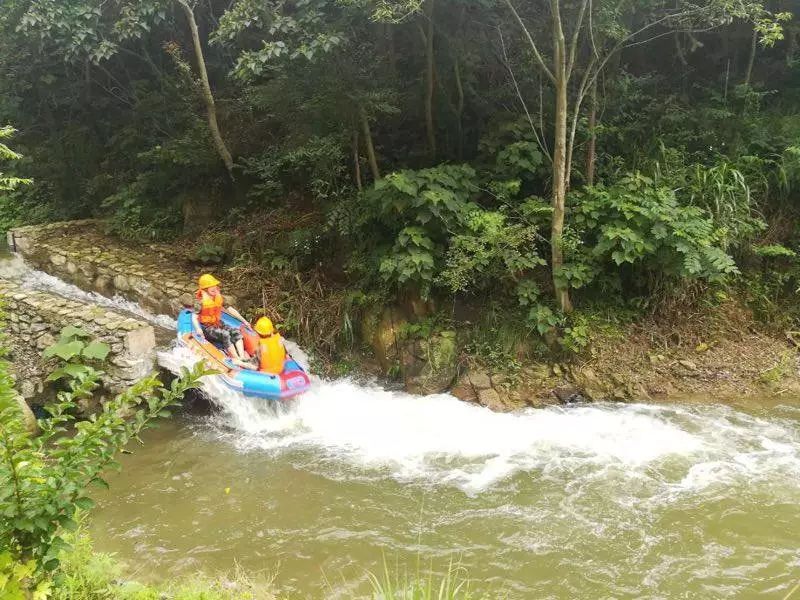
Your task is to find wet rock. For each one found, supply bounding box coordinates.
[113,274,130,292]
[450,373,477,403]
[553,385,586,404]
[477,387,506,411]
[50,253,66,267]
[467,370,492,390]
[490,373,509,388]
[571,366,605,400]
[362,306,406,373]
[403,332,458,395]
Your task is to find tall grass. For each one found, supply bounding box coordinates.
[51,530,278,600]
[366,555,482,600]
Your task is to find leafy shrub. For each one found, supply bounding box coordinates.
[566,173,739,292]
[0,326,203,592]
[365,164,479,296]
[441,210,545,294]
[102,178,182,241]
[241,136,351,206]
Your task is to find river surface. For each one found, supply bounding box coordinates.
[2,244,800,598]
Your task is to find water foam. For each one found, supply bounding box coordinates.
[157,345,800,494]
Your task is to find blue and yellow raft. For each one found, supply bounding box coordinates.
[176,308,312,400]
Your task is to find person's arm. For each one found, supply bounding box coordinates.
[226,306,247,323]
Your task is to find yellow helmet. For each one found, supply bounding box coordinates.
[198,273,220,289]
[254,317,275,336]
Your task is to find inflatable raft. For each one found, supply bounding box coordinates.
[176,308,312,400]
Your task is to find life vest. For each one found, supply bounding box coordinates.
[259,333,286,375]
[197,290,224,326]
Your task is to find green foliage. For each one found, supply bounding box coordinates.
[214,0,346,80]
[441,211,545,294]
[0,126,32,193]
[48,529,277,600]
[567,173,739,290]
[0,328,204,591]
[241,135,351,206]
[366,164,479,296]
[752,244,796,258]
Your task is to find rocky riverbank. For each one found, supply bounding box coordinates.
[6,220,800,410]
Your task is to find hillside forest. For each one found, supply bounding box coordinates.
[1,0,800,363]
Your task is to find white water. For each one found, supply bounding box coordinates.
[157,344,800,496]
[5,248,800,499]
[0,253,176,330]
[5,246,799,596]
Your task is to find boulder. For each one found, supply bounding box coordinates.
[450,373,477,403]
[14,395,38,435]
[363,306,407,373]
[477,387,506,411]
[553,385,586,404]
[403,331,458,395]
[467,370,492,390]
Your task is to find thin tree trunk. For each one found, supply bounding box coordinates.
[385,23,398,79]
[424,0,436,159]
[352,127,363,191]
[585,80,597,186]
[177,0,235,180]
[454,58,464,159]
[743,26,757,86]
[359,107,381,181]
[551,0,573,313]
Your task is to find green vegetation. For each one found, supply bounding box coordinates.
[0,0,799,362]
[0,325,204,597]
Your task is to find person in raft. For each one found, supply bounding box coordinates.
[253,317,287,375]
[196,273,250,363]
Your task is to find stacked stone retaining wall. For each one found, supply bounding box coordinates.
[8,220,201,316]
[0,278,156,399]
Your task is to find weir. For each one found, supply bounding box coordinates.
[8,220,201,316]
[0,277,156,399]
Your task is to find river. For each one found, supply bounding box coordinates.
[2,244,799,598]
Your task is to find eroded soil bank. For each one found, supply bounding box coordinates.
[8,220,800,409]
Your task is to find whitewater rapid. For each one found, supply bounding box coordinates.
[157,345,800,496]
[5,250,799,501]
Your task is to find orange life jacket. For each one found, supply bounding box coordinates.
[197,290,224,326]
[258,333,286,375]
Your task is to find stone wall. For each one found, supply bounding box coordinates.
[8,220,200,316]
[0,278,156,399]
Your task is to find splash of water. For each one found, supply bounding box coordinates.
[157,345,800,494]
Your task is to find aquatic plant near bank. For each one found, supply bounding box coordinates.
[0,326,205,595]
[366,555,478,600]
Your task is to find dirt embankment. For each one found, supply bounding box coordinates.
[454,300,800,411]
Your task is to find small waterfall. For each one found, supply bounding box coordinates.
[0,252,176,330]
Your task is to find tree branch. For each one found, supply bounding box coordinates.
[504,0,556,83]
[566,0,590,79]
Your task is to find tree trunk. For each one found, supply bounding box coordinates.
[352,127,363,191]
[743,26,758,86]
[177,0,235,180]
[359,107,381,181]
[454,58,465,159]
[585,80,597,186]
[551,0,573,313]
[423,0,436,159]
